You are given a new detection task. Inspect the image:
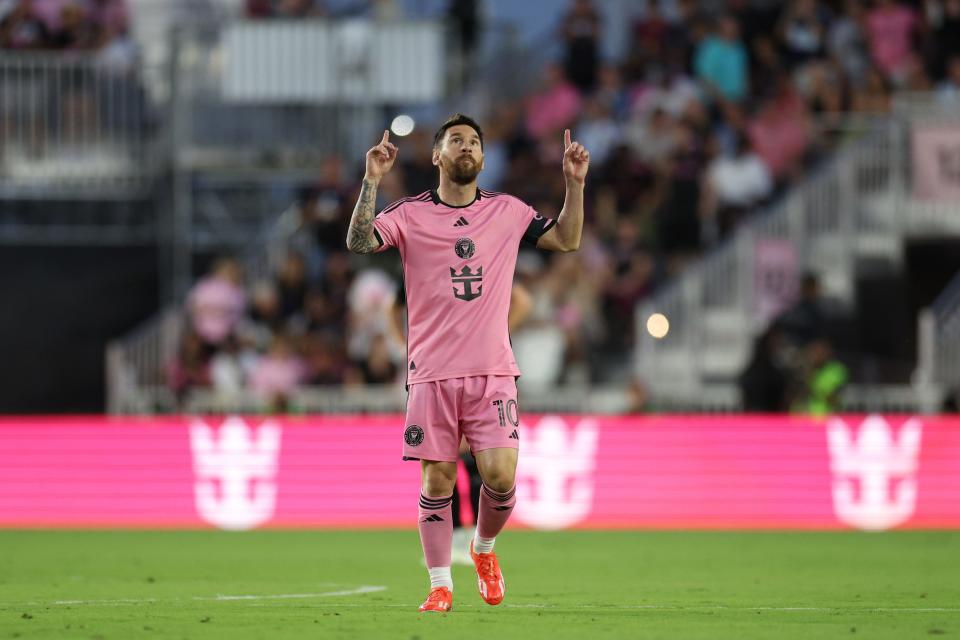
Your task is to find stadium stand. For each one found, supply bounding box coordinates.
[2,0,956,414]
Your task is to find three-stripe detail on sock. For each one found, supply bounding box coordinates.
[421,514,445,522]
[419,493,453,510]
[481,485,516,503]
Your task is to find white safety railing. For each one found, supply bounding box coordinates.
[107,379,937,415]
[917,270,960,393]
[0,53,161,196]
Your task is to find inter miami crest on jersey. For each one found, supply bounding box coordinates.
[454,237,476,259]
[404,425,424,446]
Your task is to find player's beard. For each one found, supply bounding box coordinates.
[443,155,481,185]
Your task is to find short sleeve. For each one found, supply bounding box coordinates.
[372,204,405,252]
[521,205,557,246]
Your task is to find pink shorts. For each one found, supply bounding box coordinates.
[402,375,521,462]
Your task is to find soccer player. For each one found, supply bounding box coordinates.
[346,114,589,612]
[389,283,534,565]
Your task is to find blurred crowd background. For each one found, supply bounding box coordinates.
[3,0,959,413]
[143,0,960,412]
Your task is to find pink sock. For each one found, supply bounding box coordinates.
[476,484,516,542]
[418,493,453,570]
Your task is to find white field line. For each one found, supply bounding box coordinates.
[196,586,387,601]
[4,585,385,608]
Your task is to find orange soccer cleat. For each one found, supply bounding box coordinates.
[470,540,505,605]
[418,587,453,613]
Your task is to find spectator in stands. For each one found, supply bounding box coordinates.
[631,0,670,65]
[241,279,284,352]
[290,287,343,339]
[275,251,308,319]
[210,335,255,401]
[167,329,212,402]
[561,0,602,93]
[936,54,960,106]
[777,273,826,347]
[828,0,870,84]
[594,63,630,120]
[701,132,773,240]
[188,257,247,348]
[296,155,352,279]
[359,333,398,384]
[576,97,621,168]
[302,331,354,385]
[865,0,920,81]
[49,2,99,50]
[525,62,582,140]
[247,0,326,18]
[250,333,306,412]
[795,338,848,416]
[851,65,893,113]
[777,0,830,70]
[748,72,811,183]
[0,0,50,49]
[931,0,960,75]
[346,268,397,365]
[694,14,749,103]
[625,106,678,167]
[740,324,791,412]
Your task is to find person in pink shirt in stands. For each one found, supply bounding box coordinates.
[525,63,583,140]
[748,75,810,182]
[249,334,306,411]
[866,0,919,78]
[187,257,247,347]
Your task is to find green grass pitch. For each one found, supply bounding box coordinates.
[0,530,957,639]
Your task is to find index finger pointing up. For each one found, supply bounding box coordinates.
[564,128,571,149]
[381,130,390,145]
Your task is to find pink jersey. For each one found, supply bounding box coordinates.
[373,188,555,385]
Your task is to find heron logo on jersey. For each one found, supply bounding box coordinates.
[454,237,476,259]
[451,265,483,301]
[189,417,282,531]
[826,415,923,531]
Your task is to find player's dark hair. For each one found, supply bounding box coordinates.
[433,113,484,150]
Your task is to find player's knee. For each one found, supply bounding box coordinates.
[482,468,515,493]
[421,462,457,497]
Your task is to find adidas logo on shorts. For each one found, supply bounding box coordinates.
[508,429,519,440]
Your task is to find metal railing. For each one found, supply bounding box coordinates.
[0,52,162,198]
[107,380,939,416]
[917,269,960,393]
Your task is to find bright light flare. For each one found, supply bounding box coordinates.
[646,313,670,339]
[390,114,415,137]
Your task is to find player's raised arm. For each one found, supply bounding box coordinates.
[536,128,589,253]
[346,130,399,254]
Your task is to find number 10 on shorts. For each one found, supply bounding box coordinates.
[492,399,519,428]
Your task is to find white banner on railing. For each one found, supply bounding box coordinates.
[912,125,960,201]
[753,238,798,324]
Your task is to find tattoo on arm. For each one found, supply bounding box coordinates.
[346,179,380,254]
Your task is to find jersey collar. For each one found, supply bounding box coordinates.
[430,188,482,209]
